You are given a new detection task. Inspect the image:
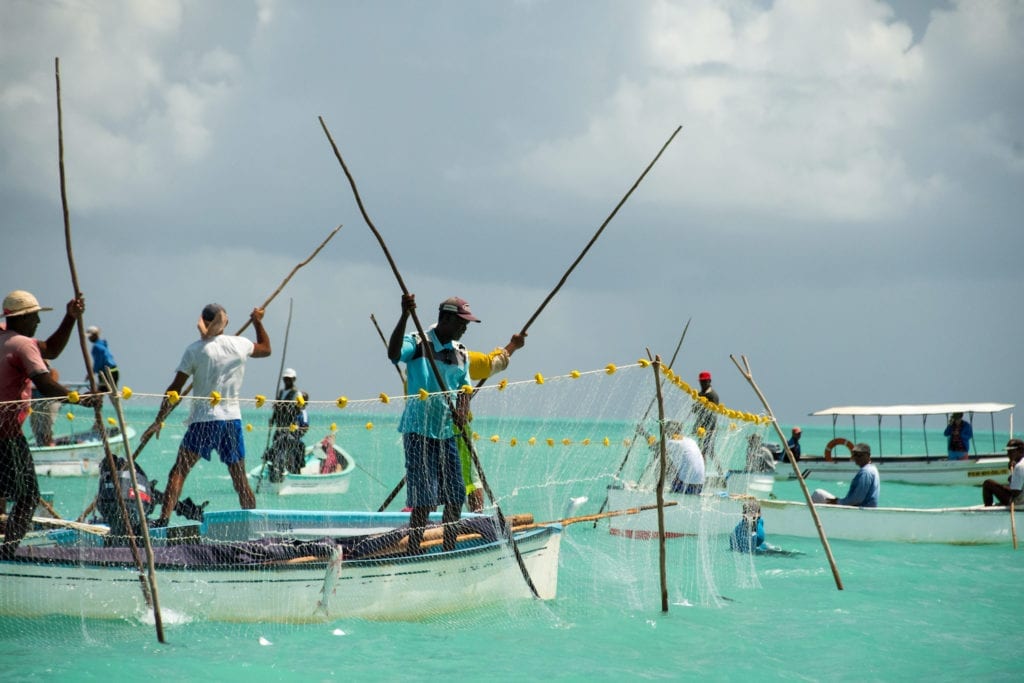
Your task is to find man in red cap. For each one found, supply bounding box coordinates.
[1,290,101,558]
[787,426,802,461]
[388,294,479,553]
[694,370,719,460]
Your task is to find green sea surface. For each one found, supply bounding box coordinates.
[3,417,1019,682]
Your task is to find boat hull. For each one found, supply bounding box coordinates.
[0,510,561,622]
[776,454,1008,486]
[605,486,1015,544]
[31,427,136,477]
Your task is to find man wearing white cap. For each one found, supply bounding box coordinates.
[264,367,303,479]
[1,290,100,558]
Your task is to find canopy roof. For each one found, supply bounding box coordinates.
[811,403,1014,417]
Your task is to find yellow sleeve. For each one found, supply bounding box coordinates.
[468,348,510,380]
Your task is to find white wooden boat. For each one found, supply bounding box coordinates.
[0,509,562,623]
[778,403,1014,486]
[31,425,136,477]
[248,436,357,496]
[605,485,1017,545]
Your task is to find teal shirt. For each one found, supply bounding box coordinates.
[395,326,469,439]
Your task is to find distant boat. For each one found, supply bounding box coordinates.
[775,402,1013,486]
[605,485,1017,545]
[0,509,562,623]
[31,425,136,477]
[248,435,357,496]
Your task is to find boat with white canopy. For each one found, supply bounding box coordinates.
[774,403,1014,486]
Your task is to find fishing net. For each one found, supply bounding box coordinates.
[0,359,776,641]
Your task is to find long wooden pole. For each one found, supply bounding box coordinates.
[730,353,844,590]
[651,353,670,613]
[132,224,342,458]
[106,368,166,642]
[256,298,294,493]
[55,58,164,638]
[593,317,691,524]
[1012,501,1018,550]
[319,116,539,598]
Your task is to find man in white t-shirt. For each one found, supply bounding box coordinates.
[664,421,705,494]
[982,438,1024,507]
[144,303,271,526]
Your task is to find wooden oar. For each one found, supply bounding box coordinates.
[132,224,342,459]
[319,117,540,598]
[730,353,844,590]
[0,514,109,536]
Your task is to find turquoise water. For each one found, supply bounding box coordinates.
[3,404,1020,681]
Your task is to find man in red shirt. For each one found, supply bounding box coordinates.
[1,290,100,558]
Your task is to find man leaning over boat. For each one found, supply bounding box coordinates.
[811,442,880,507]
[981,439,1024,507]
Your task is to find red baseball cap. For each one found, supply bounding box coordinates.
[698,371,711,381]
[439,297,480,322]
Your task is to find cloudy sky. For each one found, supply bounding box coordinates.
[2,0,1022,429]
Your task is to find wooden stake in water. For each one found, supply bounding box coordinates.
[730,354,844,590]
[650,352,670,612]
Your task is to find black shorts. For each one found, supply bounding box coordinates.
[0,437,40,500]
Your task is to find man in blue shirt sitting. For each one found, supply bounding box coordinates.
[823,442,880,507]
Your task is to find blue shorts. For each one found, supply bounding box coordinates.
[181,420,246,465]
[947,451,968,460]
[403,432,466,509]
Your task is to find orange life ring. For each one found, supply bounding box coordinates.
[823,437,855,461]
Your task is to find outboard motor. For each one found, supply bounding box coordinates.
[96,456,155,544]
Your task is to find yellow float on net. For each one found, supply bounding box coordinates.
[534,373,544,385]
[603,437,610,446]
[528,437,537,446]
[582,438,591,446]
[255,394,266,408]
[365,422,374,430]
[510,438,518,447]
[330,423,338,432]
[605,363,617,375]
[472,432,480,440]
[167,390,180,405]
[296,394,306,408]
[289,423,298,433]
[336,396,348,409]
[66,391,80,404]
[562,438,571,446]
[490,435,500,443]
[379,393,390,404]
[107,417,116,426]
[121,386,133,400]
[66,411,75,421]
[638,359,650,367]
[461,385,473,395]
[245,423,253,432]
[696,426,706,437]
[570,370,580,379]
[209,391,221,407]
[647,435,656,446]
[546,438,555,447]
[497,379,508,390]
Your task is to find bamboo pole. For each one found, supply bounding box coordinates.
[1012,501,1018,550]
[255,298,294,493]
[651,353,670,613]
[593,318,691,524]
[132,224,342,458]
[730,353,844,590]
[318,116,540,598]
[55,58,162,635]
[106,368,165,642]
